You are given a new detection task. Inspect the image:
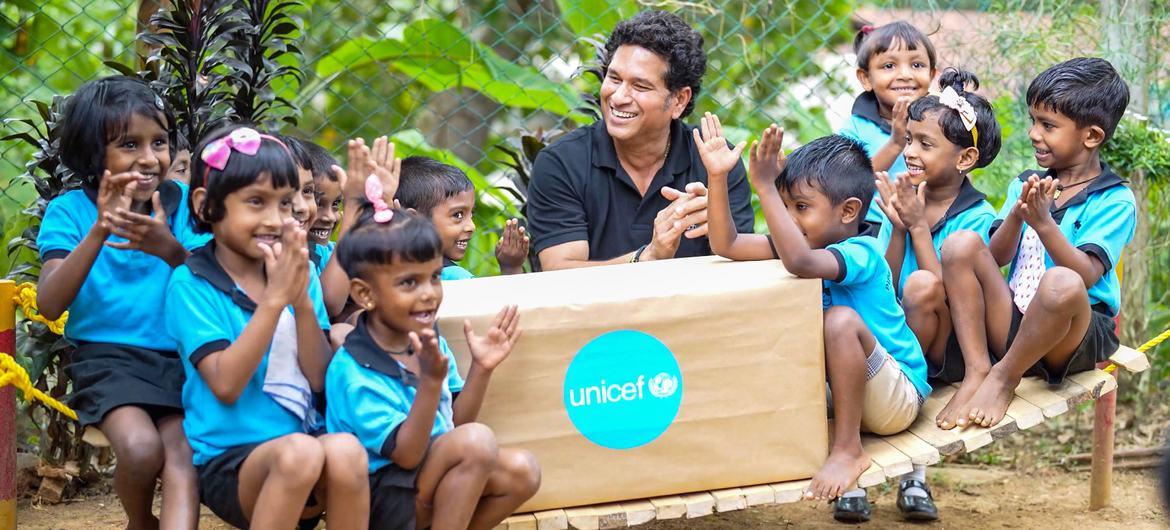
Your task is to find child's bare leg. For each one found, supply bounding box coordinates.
[100,406,165,530]
[961,267,1091,428]
[467,448,541,530]
[155,415,199,530]
[902,270,950,358]
[938,231,1013,429]
[236,433,325,529]
[807,306,874,501]
[415,423,498,530]
[319,433,370,530]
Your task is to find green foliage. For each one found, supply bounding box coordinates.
[1102,113,1170,182]
[227,0,305,128]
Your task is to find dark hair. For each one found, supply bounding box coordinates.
[853,21,937,72]
[1026,57,1129,140]
[777,135,875,221]
[59,75,176,189]
[174,132,191,152]
[908,68,1002,169]
[300,140,340,182]
[397,156,475,216]
[604,10,706,119]
[277,134,312,170]
[336,207,443,279]
[189,125,300,233]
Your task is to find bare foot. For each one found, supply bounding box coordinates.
[804,447,871,501]
[957,368,1018,428]
[936,373,985,430]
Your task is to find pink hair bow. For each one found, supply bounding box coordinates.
[365,174,394,223]
[201,128,263,171]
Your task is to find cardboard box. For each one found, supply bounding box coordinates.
[437,255,826,512]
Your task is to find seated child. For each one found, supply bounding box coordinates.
[840,21,937,226]
[693,115,929,512]
[301,140,344,270]
[166,133,192,185]
[167,125,369,529]
[941,58,1134,429]
[278,134,320,248]
[871,67,1002,521]
[397,156,529,278]
[37,75,205,530]
[327,203,540,530]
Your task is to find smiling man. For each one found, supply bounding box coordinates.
[527,10,755,270]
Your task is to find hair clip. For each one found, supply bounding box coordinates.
[861,24,875,34]
[937,86,979,145]
[201,128,263,171]
[365,174,394,223]
[154,94,165,110]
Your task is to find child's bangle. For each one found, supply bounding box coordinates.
[631,244,648,263]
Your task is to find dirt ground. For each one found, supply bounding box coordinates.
[14,466,1167,529]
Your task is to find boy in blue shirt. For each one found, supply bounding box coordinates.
[941,58,1134,430]
[694,115,929,515]
[397,156,529,278]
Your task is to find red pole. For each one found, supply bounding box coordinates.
[1,280,17,530]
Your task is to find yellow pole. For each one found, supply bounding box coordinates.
[1,280,17,530]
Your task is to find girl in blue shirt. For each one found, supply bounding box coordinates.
[166,125,368,529]
[35,76,203,530]
[840,21,938,226]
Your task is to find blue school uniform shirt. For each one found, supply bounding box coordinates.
[309,240,335,276]
[441,258,475,281]
[993,165,1135,316]
[325,314,465,473]
[825,233,930,399]
[37,181,209,350]
[877,178,997,297]
[165,242,332,465]
[839,91,908,227]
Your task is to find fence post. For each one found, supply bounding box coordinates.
[1,280,17,530]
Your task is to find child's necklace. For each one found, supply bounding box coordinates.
[1053,175,1099,200]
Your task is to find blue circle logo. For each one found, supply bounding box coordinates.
[563,330,683,449]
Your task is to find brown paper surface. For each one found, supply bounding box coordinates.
[437,255,827,511]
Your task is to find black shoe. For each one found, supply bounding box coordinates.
[833,495,872,523]
[897,479,939,521]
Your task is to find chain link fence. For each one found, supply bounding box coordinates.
[3,0,1169,274]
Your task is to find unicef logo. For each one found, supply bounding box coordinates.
[563,330,683,450]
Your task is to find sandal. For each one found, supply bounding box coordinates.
[897,478,939,521]
[832,495,872,523]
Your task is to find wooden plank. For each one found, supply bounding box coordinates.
[564,506,599,530]
[883,431,941,465]
[1069,370,1117,401]
[534,509,568,530]
[82,426,110,448]
[618,501,656,527]
[1014,377,1071,418]
[592,503,627,530]
[861,435,913,478]
[909,386,966,455]
[648,496,686,520]
[770,479,811,504]
[740,485,777,506]
[505,514,538,530]
[680,492,715,519]
[1108,345,1150,373]
[710,488,746,513]
[1004,391,1045,429]
[857,461,887,488]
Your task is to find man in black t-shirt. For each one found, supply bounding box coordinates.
[528,10,754,271]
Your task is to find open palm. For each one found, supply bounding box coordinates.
[692,112,745,177]
[466,305,522,371]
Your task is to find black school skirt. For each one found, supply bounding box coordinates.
[65,342,185,427]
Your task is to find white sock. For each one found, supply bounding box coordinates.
[899,465,928,497]
[842,488,867,498]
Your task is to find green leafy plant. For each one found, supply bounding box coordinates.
[227,0,304,128]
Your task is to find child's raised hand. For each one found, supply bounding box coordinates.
[95,171,139,233]
[341,138,370,204]
[873,171,904,230]
[259,219,310,309]
[369,136,401,205]
[1019,175,1057,228]
[465,305,521,372]
[892,172,926,229]
[748,124,786,191]
[494,218,529,272]
[890,96,912,146]
[692,112,747,180]
[103,191,181,257]
[410,328,449,386]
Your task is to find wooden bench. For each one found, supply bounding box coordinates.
[489,345,1149,530]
